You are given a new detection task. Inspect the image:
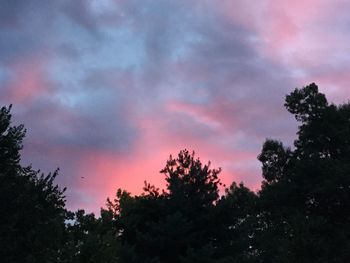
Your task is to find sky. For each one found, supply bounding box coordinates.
[1,0,350,213]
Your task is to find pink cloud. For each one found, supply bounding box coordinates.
[5,58,53,104]
[4,0,331,214]
[66,102,264,213]
[216,0,338,63]
[212,0,350,106]
[167,101,223,130]
[302,70,350,103]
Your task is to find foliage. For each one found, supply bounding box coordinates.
[2,82,350,262]
[257,83,350,262]
[0,105,25,174]
[0,105,67,263]
[61,209,120,263]
[106,150,254,263]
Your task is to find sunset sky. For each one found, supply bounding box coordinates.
[1,0,350,213]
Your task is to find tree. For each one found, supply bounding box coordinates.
[0,105,25,174]
[61,209,120,263]
[215,182,258,262]
[160,150,223,262]
[0,105,67,263]
[107,150,247,263]
[162,149,221,209]
[257,83,350,262]
[106,188,167,263]
[5,82,350,262]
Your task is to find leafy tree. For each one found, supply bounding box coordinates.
[108,150,247,263]
[5,82,350,263]
[106,188,166,263]
[0,105,67,263]
[61,209,120,263]
[161,150,222,256]
[162,150,221,210]
[0,105,25,174]
[257,83,350,262]
[215,182,258,262]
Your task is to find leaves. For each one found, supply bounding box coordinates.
[257,83,350,262]
[3,83,350,262]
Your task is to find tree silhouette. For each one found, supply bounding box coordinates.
[61,209,120,263]
[160,150,223,262]
[0,105,67,263]
[257,83,350,262]
[2,83,350,262]
[0,105,25,174]
[107,150,245,262]
[215,182,257,262]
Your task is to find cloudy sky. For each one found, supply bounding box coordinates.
[1,0,350,213]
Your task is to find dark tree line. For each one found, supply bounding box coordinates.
[1,83,350,262]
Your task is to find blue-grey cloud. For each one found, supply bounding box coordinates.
[1,0,348,212]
